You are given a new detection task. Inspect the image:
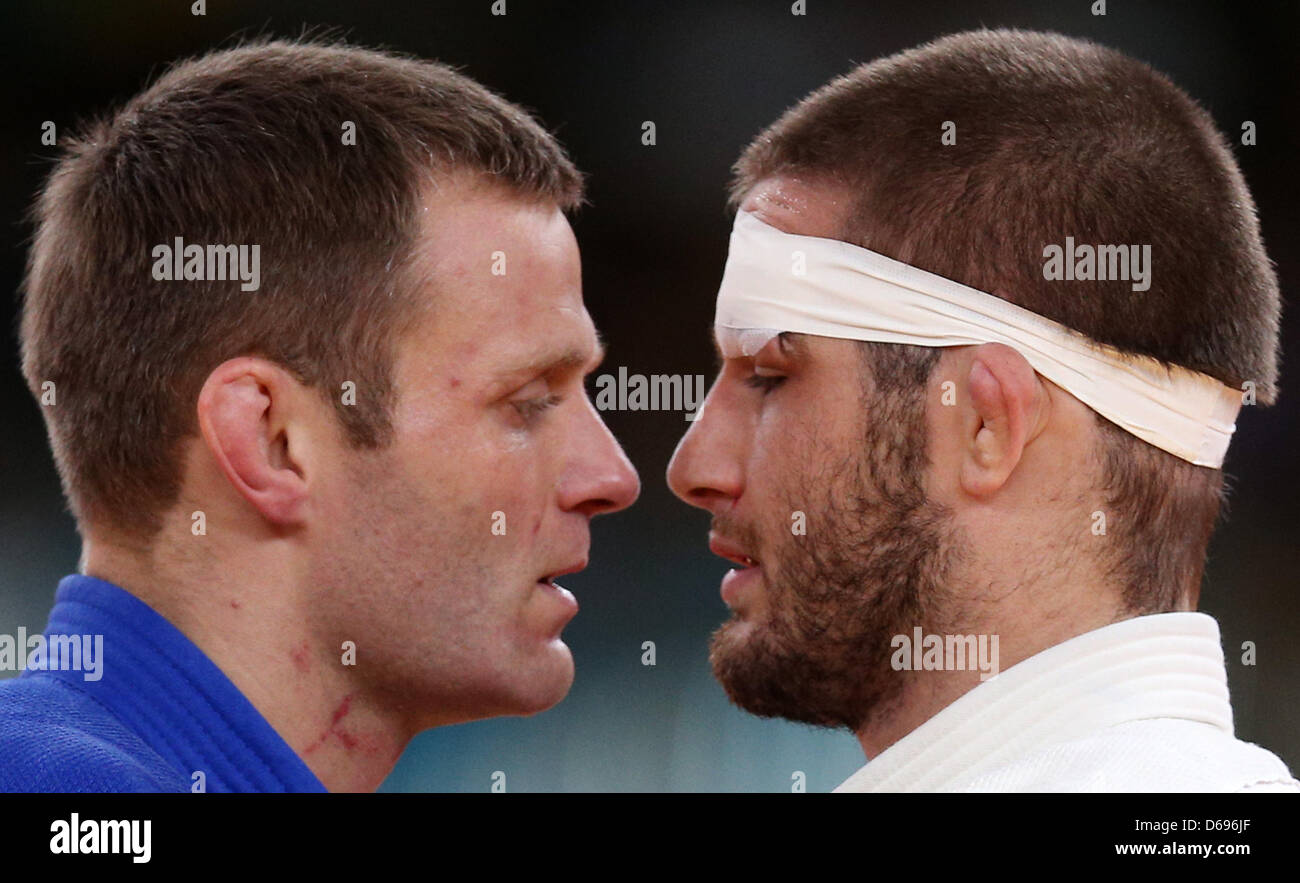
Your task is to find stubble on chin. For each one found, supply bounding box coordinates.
[708,457,962,732]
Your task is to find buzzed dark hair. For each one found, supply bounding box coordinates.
[731,29,1281,613]
[21,37,584,542]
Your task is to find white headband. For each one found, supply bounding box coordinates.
[714,211,1242,467]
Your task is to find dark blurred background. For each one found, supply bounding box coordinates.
[2,0,1296,791]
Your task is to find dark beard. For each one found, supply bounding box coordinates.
[712,494,956,728]
[709,423,963,732]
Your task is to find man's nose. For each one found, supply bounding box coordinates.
[666,380,745,513]
[560,401,641,518]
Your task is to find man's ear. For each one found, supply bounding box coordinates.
[196,357,314,526]
[959,343,1050,498]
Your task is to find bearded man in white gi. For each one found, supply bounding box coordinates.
[667,29,1299,792]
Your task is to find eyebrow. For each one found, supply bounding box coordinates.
[512,332,606,382]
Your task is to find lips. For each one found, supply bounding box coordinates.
[539,559,588,585]
[535,559,581,626]
[708,533,760,569]
[711,532,763,608]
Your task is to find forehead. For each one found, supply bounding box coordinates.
[400,177,595,381]
[738,175,852,239]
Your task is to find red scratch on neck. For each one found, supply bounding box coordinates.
[303,694,355,755]
[328,694,353,727]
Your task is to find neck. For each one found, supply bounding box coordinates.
[853,593,1130,761]
[82,531,409,792]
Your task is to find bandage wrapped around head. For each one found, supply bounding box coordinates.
[714,211,1242,468]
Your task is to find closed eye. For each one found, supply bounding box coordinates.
[743,373,786,393]
[513,392,563,422]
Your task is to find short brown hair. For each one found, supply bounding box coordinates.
[21,37,583,541]
[730,29,1281,613]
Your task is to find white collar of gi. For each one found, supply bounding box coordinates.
[833,612,1232,792]
[714,211,1243,468]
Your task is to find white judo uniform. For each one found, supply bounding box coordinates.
[835,613,1299,793]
